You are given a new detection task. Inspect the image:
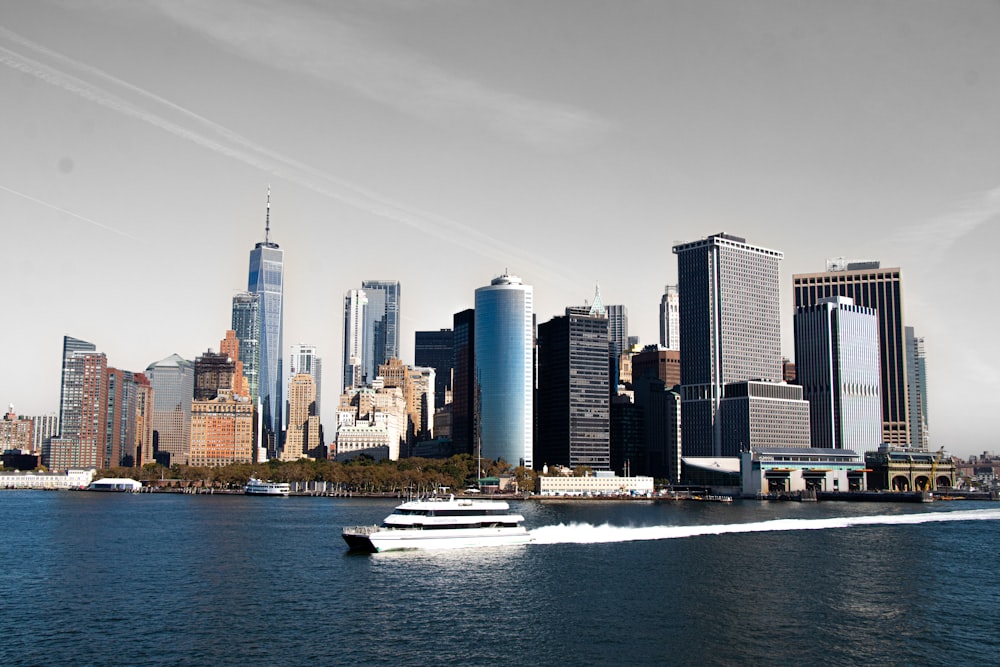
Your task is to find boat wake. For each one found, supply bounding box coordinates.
[528,508,1000,545]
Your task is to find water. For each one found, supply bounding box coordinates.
[1,492,998,666]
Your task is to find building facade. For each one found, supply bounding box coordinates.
[52,336,107,470]
[334,384,407,461]
[794,296,882,451]
[536,308,611,470]
[145,353,195,466]
[282,373,320,461]
[342,288,368,391]
[673,234,784,457]
[188,389,256,467]
[905,327,929,449]
[247,189,284,454]
[606,304,629,361]
[361,280,401,383]
[741,447,868,496]
[659,284,680,350]
[718,380,811,452]
[451,309,476,456]
[793,261,910,446]
[474,273,533,468]
[631,346,681,389]
[415,329,453,411]
[30,414,59,454]
[1,406,33,451]
[290,343,322,421]
[231,291,260,404]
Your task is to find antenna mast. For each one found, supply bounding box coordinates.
[264,185,271,245]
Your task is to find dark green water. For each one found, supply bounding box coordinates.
[1,492,997,666]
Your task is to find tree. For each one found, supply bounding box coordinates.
[513,466,537,494]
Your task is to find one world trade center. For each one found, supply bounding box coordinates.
[247,187,284,458]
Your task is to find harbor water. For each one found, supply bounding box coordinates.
[1,491,998,666]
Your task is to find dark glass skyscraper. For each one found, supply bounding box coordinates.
[415,329,453,411]
[247,189,283,455]
[536,308,611,470]
[451,309,475,456]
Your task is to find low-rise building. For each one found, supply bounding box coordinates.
[0,468,96,490]
[740,447,867,497]
[865,446,956,491]
[536,472,655,496]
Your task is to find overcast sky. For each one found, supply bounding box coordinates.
[2,1,998,457]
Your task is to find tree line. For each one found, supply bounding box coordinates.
[98,454,540,494]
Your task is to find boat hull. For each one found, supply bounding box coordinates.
[342,527,532,553]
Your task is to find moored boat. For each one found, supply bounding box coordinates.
[343,494,531,552]
[244,477,290,496]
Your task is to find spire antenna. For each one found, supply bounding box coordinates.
[264,185,271,244]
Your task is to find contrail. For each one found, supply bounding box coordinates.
[528,508,1000,545]
[0,184,140,241]
[0,27,584,287]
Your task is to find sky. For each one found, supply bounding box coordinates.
[1,0,998,457]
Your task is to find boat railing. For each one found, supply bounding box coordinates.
[342,525,381,535]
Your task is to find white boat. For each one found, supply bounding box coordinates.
[342,494,531,552]
[244,477,290,496]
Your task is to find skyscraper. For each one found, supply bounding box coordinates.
[474,273,533,468]
[343,289,368,391]
[231,292,260,403]
[451,309,476,455]
[50,336,107,470]
[361,280,401,382]
[282,373,320,461]
[536,306,611,470]
[794,296,882,451]
[145,353,195,466]
[659,284,680,350]
[290,343,322,420]
[189,333,255,467]
[606,304,629,361]
[906,327,929,449]
[673,233,786,456]
[415,329,453,410]
[793,261,910,446]
[104,367,139,468]
[247,188,283,455]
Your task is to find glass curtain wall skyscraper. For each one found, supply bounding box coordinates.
[247,188,284,455]
[415,329,454,411]
[474,273,533,468]
[145,353,195,466]
[793,261,910,446]
[231,292,260,404]
[361,280,401,381]
[451,309,475,455]
[793,296,882,450]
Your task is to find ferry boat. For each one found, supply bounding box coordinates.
[244,477,290,496]
[342,495,531,552]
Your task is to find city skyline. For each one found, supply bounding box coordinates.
[2,3,999,456]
